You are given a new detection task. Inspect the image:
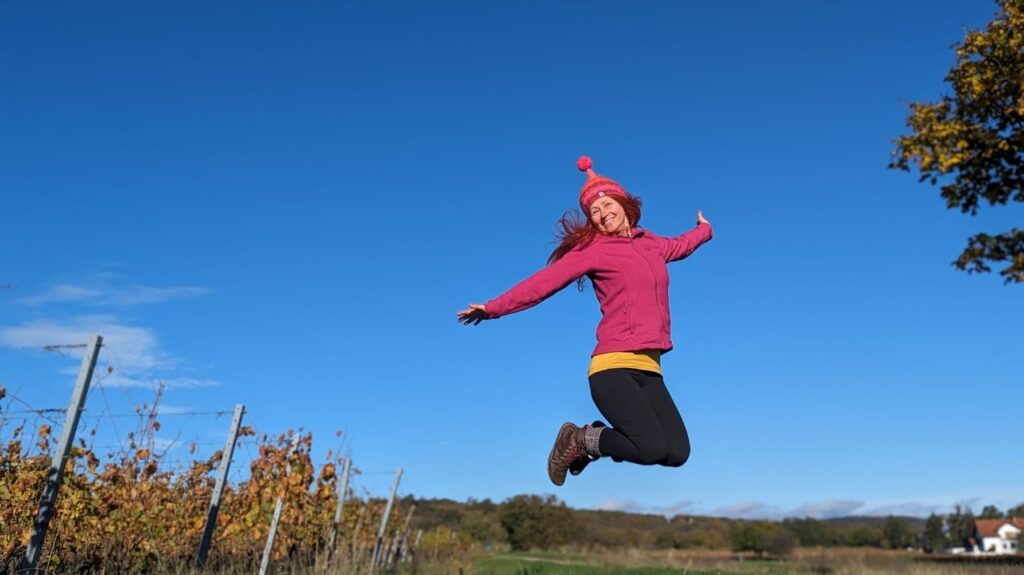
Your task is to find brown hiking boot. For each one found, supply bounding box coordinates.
[547,422,587,486]
[569,421,605,476]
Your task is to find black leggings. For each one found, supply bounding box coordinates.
[589,368,690,467]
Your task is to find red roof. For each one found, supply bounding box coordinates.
[976,518,1024,538]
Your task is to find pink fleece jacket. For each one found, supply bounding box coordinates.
[484,223,713,356]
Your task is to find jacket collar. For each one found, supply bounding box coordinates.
[597,227,647,241]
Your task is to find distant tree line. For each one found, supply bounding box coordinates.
[405,495,1024,556]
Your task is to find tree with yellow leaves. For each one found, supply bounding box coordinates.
[892,0,1024,283]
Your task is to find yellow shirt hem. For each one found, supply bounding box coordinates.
[588,350,662,377]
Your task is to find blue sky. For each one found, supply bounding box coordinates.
[2,1,1022,520]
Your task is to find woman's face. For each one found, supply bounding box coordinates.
[589,196,630,237]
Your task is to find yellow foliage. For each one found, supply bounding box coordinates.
[891,0,1024,283]
[0,416,416,573]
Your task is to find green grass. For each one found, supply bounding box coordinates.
[473,555,787,575]
[503,550,592,562]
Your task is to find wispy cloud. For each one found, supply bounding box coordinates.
[710,499,920,520]
[97,375,219,390]
[15,285,103,305]
[860,490,1024,518]
[863,502,946,517]
[595,499,858,521]
[152,437,180,451]
[0,315,172,372]
[687,493,1024,521]
[0,316,218,391]
[155,405,195,415]
[596,498,695,517]
[16,282,209,306]
[710,501,786,520]
[107,286,209,306]
[790,500,864,519]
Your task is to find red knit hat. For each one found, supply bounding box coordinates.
[577,156,631,212]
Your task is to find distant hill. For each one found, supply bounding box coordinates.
[824,515,926,529]
[404,495,929,551]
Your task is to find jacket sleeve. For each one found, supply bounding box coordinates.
[484,248,594,319]
[658,222,713,263]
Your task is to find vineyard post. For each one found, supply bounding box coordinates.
[369,467,402,572]
[258,434,301,575]
[404,529,422,564]
[20,334,102,574]
[196,404,245,570]
[391,503,416,567]
[328,456,352,562]
[351,501,368,569]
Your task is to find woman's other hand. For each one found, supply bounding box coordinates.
[457,304,488,325]
[696,210,710,226]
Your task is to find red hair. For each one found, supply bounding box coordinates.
[548,195,643,289]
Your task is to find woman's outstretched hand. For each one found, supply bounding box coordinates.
[696,210,710,226]
[457,304,488,326]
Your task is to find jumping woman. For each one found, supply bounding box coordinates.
[457,156,713,486]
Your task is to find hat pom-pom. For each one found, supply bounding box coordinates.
[577,156,593,172]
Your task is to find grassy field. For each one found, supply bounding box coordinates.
[474,555,777,574]
[32,549,1016,574]
[464,550,1024,575]
[475,556,755,574]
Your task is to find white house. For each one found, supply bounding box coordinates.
[974,518,1023,555]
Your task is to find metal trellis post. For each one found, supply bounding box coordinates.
[391,503,416,567]
[196,404,245,569]
[328,457,352,561]
[20,334,103,573]
[369,467,402,572]
[258,434,301,575]
[405,529,423,563]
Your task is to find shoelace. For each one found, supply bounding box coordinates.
[558,438,586,468]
